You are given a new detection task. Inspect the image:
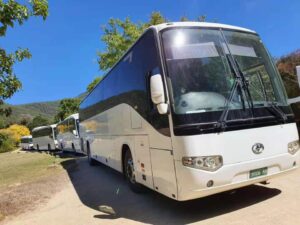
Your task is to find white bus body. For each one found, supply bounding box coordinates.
[79,22,300,201]
[32,124,58,151]
[20,135,33,150]
[57,113,81,153]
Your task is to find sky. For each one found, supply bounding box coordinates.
[2,0,300,105]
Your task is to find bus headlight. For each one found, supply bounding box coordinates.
[182,155,223,171]
[288,140,300,155]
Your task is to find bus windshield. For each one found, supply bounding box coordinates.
[161,28,291,127]
[21,138,32,143]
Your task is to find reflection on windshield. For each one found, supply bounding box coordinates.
[162,28,288,116]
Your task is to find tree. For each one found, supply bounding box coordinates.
[0,124,30,146]
[97,11,167,71]
[0,0,48,115]
[54,98,80,122]
[87,76,103,93]
[89,12,209,91]
[276,49,300,98]
[28,115,49,131]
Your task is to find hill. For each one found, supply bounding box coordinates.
[0,92,88,128]
[0,100,60,127]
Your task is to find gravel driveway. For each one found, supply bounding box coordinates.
[4,157,300,225]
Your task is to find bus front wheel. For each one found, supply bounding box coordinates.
[124,150,143,193]
[87,144,96,166]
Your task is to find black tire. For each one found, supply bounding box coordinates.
[37,145,39,151]
[48,144,51,151]
[87,144,96,166]
[72,143,75,152]
[124,150,143,193]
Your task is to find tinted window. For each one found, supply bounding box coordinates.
[79,30,170,135]
[32,127,53,138]
[68,118,75,132]
[57,120,68,134]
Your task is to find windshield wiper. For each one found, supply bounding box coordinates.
[215,56,241,132]
[232,59,287,123]
[233,58,255,115]
[265,102,288,123]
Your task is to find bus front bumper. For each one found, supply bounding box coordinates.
[175,152,300,201]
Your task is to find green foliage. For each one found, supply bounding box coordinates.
[180,16,189,22]
[0,0,48,36]
[96,12,210,73]
[54,98,80,122]
[97,11,167,71]
[276,49,300,98]
[0,0,48,116]
[28,115,49,131]
[0,132,15,153]
[87,76,103,93]
[276,49,300,123]
[0,100,59,128]
[0,48,29,100]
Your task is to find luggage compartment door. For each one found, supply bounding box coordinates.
[150,148,177,199]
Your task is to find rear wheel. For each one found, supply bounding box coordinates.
[48,144,51,151]
[37,145,39,151]
[87,144,96,166]
[124,150,143,193]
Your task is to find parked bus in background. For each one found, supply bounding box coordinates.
[32,124,58,151]
[57,113,81,153]
[79,22,300,201]
[20,135,33,150]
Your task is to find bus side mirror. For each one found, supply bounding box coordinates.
[150,74,168,114]
[72,130,78,136]
[296,66,300,88]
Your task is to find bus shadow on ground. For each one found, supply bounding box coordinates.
[61,157,281,225]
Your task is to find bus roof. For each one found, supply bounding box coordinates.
[151,22,256,34]
[57,113,79,125]
[65,113,79,120]
[21,135,32,139]
[32,124,57,132]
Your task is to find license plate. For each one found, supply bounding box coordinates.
[249,167,268,179]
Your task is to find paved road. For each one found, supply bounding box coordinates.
[5,156,300,225]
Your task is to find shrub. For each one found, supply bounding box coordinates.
[3,124,30,146]
[0,132,15,153]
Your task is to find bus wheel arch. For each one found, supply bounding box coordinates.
[87,141,95,166]
[121,144,130,175]
[121,144,143,193]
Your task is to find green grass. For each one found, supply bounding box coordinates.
[0,150,69,189]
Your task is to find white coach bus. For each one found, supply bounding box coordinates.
[57,113,81,153]
[20,135,33,150]
[79,22,300,201]
[32,124,58,151]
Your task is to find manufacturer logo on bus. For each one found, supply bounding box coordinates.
[252,143,264,154]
